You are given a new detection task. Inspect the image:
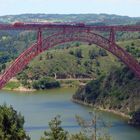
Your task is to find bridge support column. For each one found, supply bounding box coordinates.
[109,29,115,44]
[37,28,42,52]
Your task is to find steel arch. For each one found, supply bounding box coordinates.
[0,30,140,89]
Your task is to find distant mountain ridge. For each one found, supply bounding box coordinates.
[0,13,140,25]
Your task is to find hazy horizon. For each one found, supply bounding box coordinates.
[0,13,139,18]
[0,0,139,17]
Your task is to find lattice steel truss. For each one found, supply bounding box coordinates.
[0,23,140,89]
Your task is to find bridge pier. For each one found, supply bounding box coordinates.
[109,29,115,44]
[37,28,42,52]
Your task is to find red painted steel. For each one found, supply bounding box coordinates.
[0,22,140,89]
[37,28,42,52]
[0,22,140,31]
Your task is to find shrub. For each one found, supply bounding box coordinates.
[32,77,60,90]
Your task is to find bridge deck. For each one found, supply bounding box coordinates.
[0,22,140,31]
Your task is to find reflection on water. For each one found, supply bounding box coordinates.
[0,88,140,140]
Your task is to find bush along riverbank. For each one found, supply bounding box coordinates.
[3,77,89,91]
[3,77,61,91]
[72,66,140,126]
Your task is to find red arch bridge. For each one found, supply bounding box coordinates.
[0,22,140,89]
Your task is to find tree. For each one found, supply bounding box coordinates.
[32,77,60,90]
[41,113,112,140]
[40,116,89,140]
[1,63,6,70]
[77,59,81,65]
[40,115,68,140]
[50,54,53,59]
[0,104,30,140]
[75,112,112,140]
[131,42,135,46]
[130,109,140,126]
[75,49,83,58]
[98,49,108,56]
[75,42,81,47]
[89,49,98,59]
[96,60,100,67]
[39,56,43,61]
[96,69,101,75]
[69,50,74,55]
[69,132,89,140]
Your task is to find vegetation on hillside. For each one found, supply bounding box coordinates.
[73,66,140,125]
[18,44,116,80]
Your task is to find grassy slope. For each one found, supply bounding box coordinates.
[117,39,140,61]
[4,81,20,90]
[26,44,119,79]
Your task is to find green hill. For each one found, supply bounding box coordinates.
[23,44,118,79]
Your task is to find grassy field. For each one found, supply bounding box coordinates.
[4,81,20,90]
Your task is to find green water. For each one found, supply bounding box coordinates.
[0,88,140,140]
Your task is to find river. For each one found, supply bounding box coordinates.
[0,87,140,140]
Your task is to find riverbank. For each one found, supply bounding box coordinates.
[72,98,131,119]
[3,85,36,92]
[3,78,91,91]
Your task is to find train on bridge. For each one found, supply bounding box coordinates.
[13,22,86,27]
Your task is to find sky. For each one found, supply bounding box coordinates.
[0,0,139,17]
